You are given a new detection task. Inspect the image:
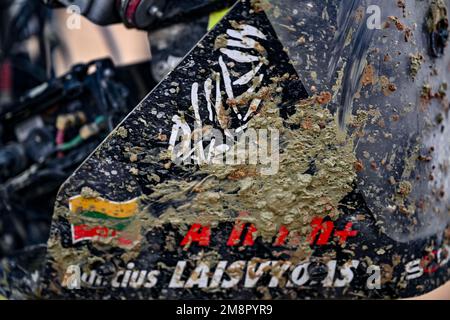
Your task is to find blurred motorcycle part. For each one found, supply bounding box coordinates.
[0,58,154,258]
[44,0,234,30]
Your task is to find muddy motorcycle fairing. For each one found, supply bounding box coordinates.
[41,0,449,299]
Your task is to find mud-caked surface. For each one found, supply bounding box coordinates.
[37,0,450,300]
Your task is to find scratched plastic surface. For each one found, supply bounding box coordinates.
[265,0,450,242]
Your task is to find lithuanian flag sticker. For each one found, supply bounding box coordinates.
[69,195,140,247]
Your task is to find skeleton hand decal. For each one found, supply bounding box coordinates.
[168,24,270,166]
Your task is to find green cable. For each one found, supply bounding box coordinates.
[94,115,106,125]
[59,135,83,152]
[58,116,106,152]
